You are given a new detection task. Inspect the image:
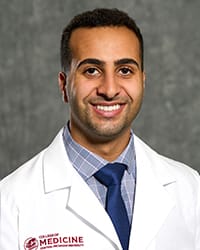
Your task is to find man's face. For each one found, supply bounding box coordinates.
[63,26,145,143]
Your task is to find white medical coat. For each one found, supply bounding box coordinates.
[0,129,200,250]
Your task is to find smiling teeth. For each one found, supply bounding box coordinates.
[96,104,120,111]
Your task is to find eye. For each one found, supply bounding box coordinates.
[84,67,100,76]
[119,67,133,76]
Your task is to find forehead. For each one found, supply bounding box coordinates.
[69,26,141,63]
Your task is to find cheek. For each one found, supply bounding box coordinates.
[67,78,95,104]
[124,81,144,101]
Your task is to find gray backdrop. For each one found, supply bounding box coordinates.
[0,0,200,179]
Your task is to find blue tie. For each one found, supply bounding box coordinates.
[94,163,130,250]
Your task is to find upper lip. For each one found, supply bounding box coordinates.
[91,101,125,106]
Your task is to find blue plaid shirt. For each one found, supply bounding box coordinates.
[62,124,136,223]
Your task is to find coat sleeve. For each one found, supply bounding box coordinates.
[0,184,19,250]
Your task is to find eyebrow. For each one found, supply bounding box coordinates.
[114,58,140,69]
[77,57,140,69]
[77,58,105,69]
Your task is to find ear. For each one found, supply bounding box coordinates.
[58,72,68,103]
[142,71,146,89]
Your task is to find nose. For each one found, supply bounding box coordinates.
[97,73,120,100]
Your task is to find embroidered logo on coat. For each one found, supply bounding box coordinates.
[24,237,39,250]
[24,233,84,249]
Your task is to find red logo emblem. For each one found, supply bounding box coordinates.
[24,237,39,250]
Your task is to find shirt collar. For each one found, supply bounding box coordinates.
[62,123,136,181]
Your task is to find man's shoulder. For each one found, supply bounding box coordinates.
[134,134,200,183]
[158,153,200,188]
[0,129,64,191]
[0,149,45,195]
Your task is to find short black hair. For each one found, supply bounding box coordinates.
[60,8,144,72]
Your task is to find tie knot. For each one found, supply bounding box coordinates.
[94,163,126,187]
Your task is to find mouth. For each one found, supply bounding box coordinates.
[96,104,121,112]
[92,103,125,118]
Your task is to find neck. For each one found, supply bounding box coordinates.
[69,126,131,162]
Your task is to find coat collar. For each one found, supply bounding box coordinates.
[43,130,73,193]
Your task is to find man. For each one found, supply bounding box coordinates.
[0,8,199,250]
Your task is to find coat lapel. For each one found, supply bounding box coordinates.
[129,136,176,249]
[67,171,121,249]
[43,130,121,249]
